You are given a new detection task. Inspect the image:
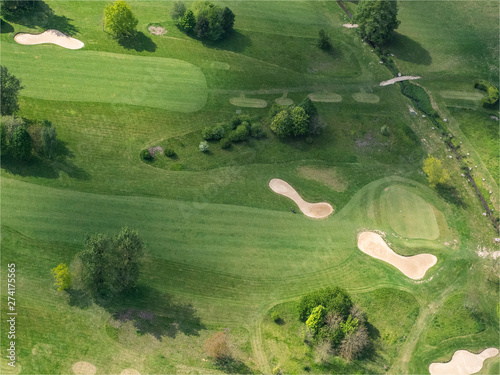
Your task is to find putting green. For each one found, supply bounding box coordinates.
[2,43,207,112]
[384,185,439,240]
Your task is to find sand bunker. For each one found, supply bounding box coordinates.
[357,232,437,279]
[380,76,421,86]
[72,362,96,375]
[269,178,333,219]
[308,93,342,103]
[429,348,499,375]
[120,369,141,375]
[343,23,358,28]
[14,29,84,49]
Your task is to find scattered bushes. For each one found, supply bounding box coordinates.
[229,124,249,142]
[474,80,499,108]
[202,125,225,140]
[179,2,235,42]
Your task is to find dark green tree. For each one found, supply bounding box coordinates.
[10,127,31,160]
[1,66,23,116]
[0,0,36,16]
[104,0,138,38]
[354,0,400,46]
[41,125,58,159]
[221,7,235,35]
[112,227,145,292]
[180,9,196,32]
[170,1,186,21]
[298,97,317,117]
[194,15,210,39]
[290,106,309,136]
[317,29,331,50]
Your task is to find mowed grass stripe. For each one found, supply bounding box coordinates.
[2,43,207,112]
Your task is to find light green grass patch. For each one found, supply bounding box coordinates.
[352,92,380,103]
[439,91,484,101]
[229,97,268,108]
[384,185,440,240]
[210,61,230,70]
[297,166,348,192]
[2,43,207,112]
[308,93,342,102]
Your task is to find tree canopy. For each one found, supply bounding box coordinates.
[104,1,138,38]
[79,226,145,299]
[354,0,400,46]
[179,1,235,41]
[423,154,450,187]
[10,127,32,160]
[51,263,72,291]
[1,66,23,116]
[270,105,311,138]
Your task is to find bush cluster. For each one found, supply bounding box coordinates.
[229,124,249,142]
[474,80,499,108]
[269,97,318,138]
[176,1,235,42]
[400,81,438,118]
[298,287,371,362]
[202,125,225,140]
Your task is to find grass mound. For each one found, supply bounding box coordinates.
[384,185,440,240]
[308,93,342,102]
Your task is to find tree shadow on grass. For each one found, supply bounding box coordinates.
[118,32,157,52]
[435,184,467,209]
[99,286,206,341]
[1,141,90,180]
[66,288,93,309]
[0,19,14,33]
[214,357,256,374]
[204,30,252,53]
[3,1,79,36]
[387,32,432,66]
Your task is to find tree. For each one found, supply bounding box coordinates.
[340,315,359,335]
[179,9,196,32]
[0,0,36,16]
[317,29,331,50]
[170,1,186,21]
[1,66,23,116]
[270,109,292,137]
[41,125,58,159]
[298,97,317,118]
[221,7,235,35]
[423,154,450,187]
[1,124,7,156]
[306,305,327,334]
[204,332,231,361]
[290,106,309,136]
[104,1,138,38]
[194,15,210,39]
[10,127,31,160]
[51,263,72,291]
[298,286,353,322]
[339,324,370,361]
[79,227,145,299]
[355,0,400,46]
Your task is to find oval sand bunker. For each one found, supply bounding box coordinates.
[15,29,84,50]
[357,232,437,279]
[269,178,333,219]
[429,348,499,375]
[72,362,96,375]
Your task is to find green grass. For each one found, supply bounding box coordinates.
[1,0,499,373]
[383,185,440,240]
[2,43,207,112]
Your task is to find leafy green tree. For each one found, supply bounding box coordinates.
[229,124,249,142]
[170,1,186,21]
[290,106,309,136]
[298,286,353,322]
[51,263,72,291]
[423,154,450,187]
[10,127,31,160]
[104,1,138,38]
[317,29,331,50]
[180,9,196,32]
[41,125,58,159]
[298,97,317,117]
[340,315,359,335]
[306,305,326,334]
[355,0,400,46]
[221,7,235,35]
[194,15,210,39]
[270,109,292,137]
[1,66,23,116]
[79,227,145,299]
[0,0,36,16]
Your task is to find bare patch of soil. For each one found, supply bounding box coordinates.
[148,26,167,36]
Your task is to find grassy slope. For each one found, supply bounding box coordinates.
[1,0,499,373]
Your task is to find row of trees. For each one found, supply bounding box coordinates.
[172,1,235,42]
[297,287,371,362]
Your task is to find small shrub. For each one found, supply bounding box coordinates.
[231,115,242,129]
[204,332,231,361]
[241,120,251,131]
[140,148,153,161]
[164,147,176,157]
[475,80,499,108]
[306,305,327,334]
[305,136,313,144]
[250,123,264,138]
[220,137,231,149]
[381,125,390,136]
[199,141,209,153]
[271,311,281,323]
[317,29,331,50]
[229,124,249,142]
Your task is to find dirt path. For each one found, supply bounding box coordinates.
[380,76,421,86]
